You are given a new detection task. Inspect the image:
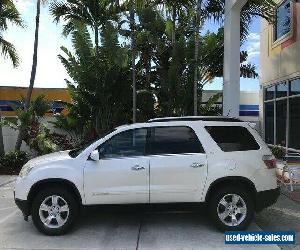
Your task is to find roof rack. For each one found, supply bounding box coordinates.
[148,116,243,123]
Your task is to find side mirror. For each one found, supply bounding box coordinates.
[90,150,100,161]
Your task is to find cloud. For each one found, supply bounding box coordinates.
[247,32,260,41]
[14,0,34,14]
[0,4,71,88]
[243,32,260,62]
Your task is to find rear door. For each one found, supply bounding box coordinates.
[149,126,208,203]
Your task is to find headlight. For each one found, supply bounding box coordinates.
[19,164,35,178]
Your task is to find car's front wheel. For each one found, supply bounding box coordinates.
[31,187,79,235]
[209,186,254,231]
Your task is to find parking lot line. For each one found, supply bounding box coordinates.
[0,209,18,224]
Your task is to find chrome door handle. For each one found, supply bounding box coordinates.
[131,165,145,171]
[190,163,205,168]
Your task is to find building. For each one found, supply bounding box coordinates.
[0,86,71,117]
[260,0,300,152]
[0,87,71,152]
[202,90,259,123]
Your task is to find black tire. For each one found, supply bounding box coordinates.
[31,187,79,236]
[208,186,254,231]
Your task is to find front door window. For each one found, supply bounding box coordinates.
[98,128,147,159]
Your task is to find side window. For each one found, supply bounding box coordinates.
[98,128,147,159]
[205,126,260,152]
[149,126,204,155]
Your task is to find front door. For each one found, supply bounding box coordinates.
[149,126,207,203]
[84,128,149,205]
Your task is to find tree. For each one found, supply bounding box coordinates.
[0,0,23,67]
[58,23,132,138]
[15,0,49,150]
[0,0,23,155]
[53,0,275,136]
[50,0,118,56]
[129,1,137,123]
[120,0,149,123]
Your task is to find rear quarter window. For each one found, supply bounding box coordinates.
[205,126,260,152]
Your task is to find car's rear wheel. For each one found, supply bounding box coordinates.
[209,186,254,231]
[31,187,79,235]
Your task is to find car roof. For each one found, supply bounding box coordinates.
[148,116,242,123]
[114,116,247,131]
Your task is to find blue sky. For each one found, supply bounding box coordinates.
[0,1,261,91]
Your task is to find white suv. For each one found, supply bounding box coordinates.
[14,117,279,235]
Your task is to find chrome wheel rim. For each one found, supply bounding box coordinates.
[217,194,247,227]
[39,195,69,229]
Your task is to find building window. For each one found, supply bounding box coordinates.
[290,78,300,96]
[276,82,288,98]
[264,78,300,151]
[265,85,275,100]
[276,99,287,147]
[264,102,274,144]
[289,97,300,150]
[274,0,291,42]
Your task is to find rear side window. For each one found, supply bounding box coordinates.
[205,126,260,152]
[149,126,204,155]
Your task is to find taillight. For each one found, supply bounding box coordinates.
[262,155,276,169]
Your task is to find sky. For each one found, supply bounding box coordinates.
[0,1,261,91]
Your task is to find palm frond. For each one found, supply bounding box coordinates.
[0,35,20,67]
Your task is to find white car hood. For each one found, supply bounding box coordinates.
[28,151,71,166]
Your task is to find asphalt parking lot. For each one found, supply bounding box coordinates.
[0,177,281,250]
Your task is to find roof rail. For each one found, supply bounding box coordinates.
[148,116,243,123]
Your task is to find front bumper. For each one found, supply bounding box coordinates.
[14,194,30,221]
[255,187,280,211]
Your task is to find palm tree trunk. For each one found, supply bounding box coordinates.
[15,0,41,150]
[193,0,202,116]
[172,5,176,45]
[0,113,5,156]
[95,25,99,58]
[94,1,99,57]
[130,4,136,123]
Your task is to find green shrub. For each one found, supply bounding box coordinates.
[28,125,58,155]
[271,145,286,160]
[0,151,29,169]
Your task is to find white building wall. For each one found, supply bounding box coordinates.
[2,117,64,155]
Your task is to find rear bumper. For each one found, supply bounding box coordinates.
[255,187,280,211]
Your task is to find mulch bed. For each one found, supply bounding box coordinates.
[0,165,20,175]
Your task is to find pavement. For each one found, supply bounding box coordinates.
[256,190,300,250]
[0,175,287,250]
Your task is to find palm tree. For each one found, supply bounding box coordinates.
[129,1,137,123]
[15,0,47,150]
[193,0,202,116]
[121,0,148,123]
[0,0,23,155]
[50,0,118,57]
[0,0,23,67]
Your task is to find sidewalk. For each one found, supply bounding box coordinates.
[256,193,300,250]
[0,175,16,187]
